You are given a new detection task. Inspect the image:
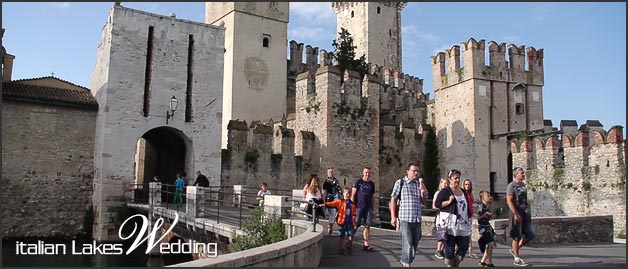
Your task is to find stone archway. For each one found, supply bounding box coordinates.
[134,127,187,202]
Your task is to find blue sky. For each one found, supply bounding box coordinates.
[2,2,626,134]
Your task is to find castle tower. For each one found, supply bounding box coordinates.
[205,2,289,148]
[90,5,224,240]
[431,38,545,198]
[332,2,406,71]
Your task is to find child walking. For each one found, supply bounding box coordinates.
[322,187,356,255]
[477,190,496,267]
[433,178,449,260]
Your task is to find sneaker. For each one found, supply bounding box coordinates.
[338,249,345,255]
[513,258,528,266]
[486,263,495,267]
[434,251,445,260]
[509,248,516,258]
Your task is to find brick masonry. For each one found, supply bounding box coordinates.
[1,101,96,237]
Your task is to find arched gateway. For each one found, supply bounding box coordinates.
[89,5,224,240]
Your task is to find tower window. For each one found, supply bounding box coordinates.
[515,103,524,115]
[351,11,354,18]
[262,34,271,48]
[377,7,381,14]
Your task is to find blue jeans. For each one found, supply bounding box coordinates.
[444,234,470,265]
[399,220,422,265]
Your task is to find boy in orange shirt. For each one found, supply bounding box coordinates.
[321,187,356,255]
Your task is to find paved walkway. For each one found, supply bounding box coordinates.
[318,221,626,267]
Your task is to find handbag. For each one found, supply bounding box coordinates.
[299,202,309,211]
[436,225,448,241]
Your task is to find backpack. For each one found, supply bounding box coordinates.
[390,178,405,218]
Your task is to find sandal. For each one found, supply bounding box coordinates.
[363,245,374,251]
[468,253,480,259]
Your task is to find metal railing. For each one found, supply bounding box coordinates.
[125,183,298,230]
[125,184,437,232]
[284,198,320,232]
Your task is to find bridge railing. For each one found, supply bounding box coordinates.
[126,183,336,230]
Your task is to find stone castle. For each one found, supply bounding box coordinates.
[1,2,625,241]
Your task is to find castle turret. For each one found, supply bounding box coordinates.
[431,38,546,198]
[205,2,289,148]
[332,2,406,71]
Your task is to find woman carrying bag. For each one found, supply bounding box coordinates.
[434,169,473,267]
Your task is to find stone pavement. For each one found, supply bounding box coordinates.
[317,222,626,267]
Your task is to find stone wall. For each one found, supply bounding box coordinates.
[487,215,614,245]
[1,101,96,237]
[512,124,626,236]
[221,120,312,191]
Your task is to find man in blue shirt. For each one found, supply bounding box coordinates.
[351,167,376,252]
[390,162,428,267]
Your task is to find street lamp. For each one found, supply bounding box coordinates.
[166,95,178,124]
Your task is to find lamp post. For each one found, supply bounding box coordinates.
[166,95,178,124]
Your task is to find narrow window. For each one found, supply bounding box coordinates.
[351,11,354,18]
[185,34,194,122]
[143,26,154,117]
[262,34,271,48]
[377,7,381,14]
[515,103,524,115]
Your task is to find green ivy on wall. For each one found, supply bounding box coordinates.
[304,93,321,115]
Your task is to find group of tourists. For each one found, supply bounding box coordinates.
[297,163,533,267]
[299,167,377,256]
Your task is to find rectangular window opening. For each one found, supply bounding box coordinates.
[185,34,194,122]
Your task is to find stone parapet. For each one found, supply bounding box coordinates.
[170,219,324,267]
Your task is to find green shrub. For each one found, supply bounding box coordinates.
[230,208,287,252]
[553,168,564,180]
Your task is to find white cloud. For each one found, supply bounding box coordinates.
[290,2,335,25]
[289,26,328,42]
[502,35,522,44]
[51,2,70,9]
[512,6,551,27]
[431,45,451,56]
[403,25,442,44]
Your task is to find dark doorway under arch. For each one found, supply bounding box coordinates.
[135,127,187,202]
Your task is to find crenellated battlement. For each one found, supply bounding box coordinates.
[293,65,426,127]
[431,38,544,91]
[511,120,624,171]
[223,119,319,189]
[288,40,335,78]
[331,2,406,13]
